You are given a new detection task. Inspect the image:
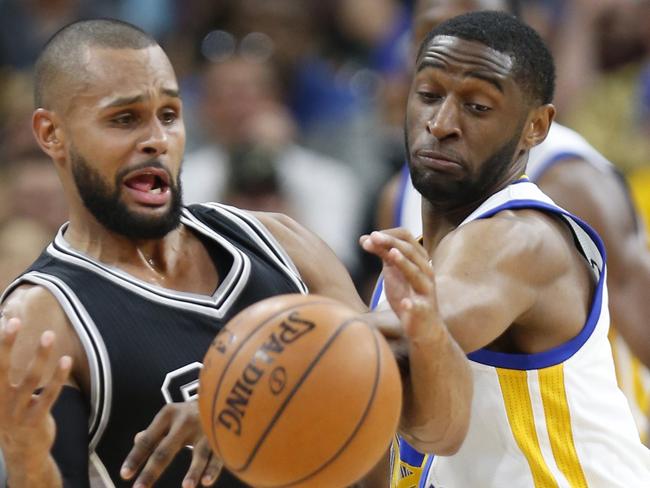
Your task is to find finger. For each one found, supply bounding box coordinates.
[31,356,73,418]
[386,248,435,296]
[182,438,216,488]
[0,317,20,374]
[121,407,174,480]
[380,227,422,243]
[15,330,56,413]
[360,233,391,259]
[132,424,187,488]
[200,452,223,486]
[376,232,432,272]
[401,297,439,339]
[363,232,431,274]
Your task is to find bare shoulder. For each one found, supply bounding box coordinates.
[251,211,366,311]
[2,284,86,387]
[537,157,633,231]
[436,209,574,285]
[251,211,319,250]
[3,284,69,330]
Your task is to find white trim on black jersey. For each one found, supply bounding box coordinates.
[89,452,116,488]
[45,218,252,320]
[201,203,308,294]
[0,272,112,451]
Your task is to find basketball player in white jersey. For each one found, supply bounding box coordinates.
[363,10,650,487]
[0,19,411,488]
[380,0,650,444]
[375,1,650,486]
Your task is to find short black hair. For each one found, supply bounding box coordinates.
[34,18,158,109]
[417,10,555,105]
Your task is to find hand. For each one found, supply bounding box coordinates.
[120,401,222,488]
[0,318,72,478]
[360,229,441,342]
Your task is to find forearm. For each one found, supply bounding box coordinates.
[400,326,472,455]
[4,453,62,488]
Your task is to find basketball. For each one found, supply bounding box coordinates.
[198,293,402,488]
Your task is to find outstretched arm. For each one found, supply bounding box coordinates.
[361,212,587,454]
[361,229,472,455]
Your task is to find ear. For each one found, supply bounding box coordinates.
[521,103,555,150]
[32,108,67,164]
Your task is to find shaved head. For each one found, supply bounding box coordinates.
[34,19,158,110]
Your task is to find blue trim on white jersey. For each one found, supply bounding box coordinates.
[420,454,435,488]
[511,176,531,184]
[370,279,384,311]
[467,199,607,370]
[395,164,411,227]
[528,151,583,182]
[400,438,426,467]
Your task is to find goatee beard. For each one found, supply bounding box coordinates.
[406,127,523,211]
[71,150,183,240]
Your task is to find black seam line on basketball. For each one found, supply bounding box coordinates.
[253,320,381,488]
[208,299,339,456]
[275,321,381,488]
[230,316,361,474]
[238,319,381,488]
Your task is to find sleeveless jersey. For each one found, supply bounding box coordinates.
[374,180,650,487]
[384,123,650,487]
[1,203,307,487]
[528,123,650,442]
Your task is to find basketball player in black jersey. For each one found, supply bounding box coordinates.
[0,19,427,488]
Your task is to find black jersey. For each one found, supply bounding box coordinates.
[2,203,307,487]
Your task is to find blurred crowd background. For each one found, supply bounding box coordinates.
[1,0,649,302]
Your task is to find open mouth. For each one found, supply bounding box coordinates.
[122,168,172,206]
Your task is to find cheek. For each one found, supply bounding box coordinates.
[405,102,429,139]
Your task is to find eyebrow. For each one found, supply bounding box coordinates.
[102,88,180,109]
[417,58,505,94]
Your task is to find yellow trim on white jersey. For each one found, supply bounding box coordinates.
[385,180,650,487]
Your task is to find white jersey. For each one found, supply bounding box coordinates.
[389,122,650,441]
[374,180,650,487]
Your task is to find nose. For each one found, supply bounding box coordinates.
[426,97,461,141]
[137,118,168,156]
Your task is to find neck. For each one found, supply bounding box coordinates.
[420,170,524,253]
[63,207,183,276]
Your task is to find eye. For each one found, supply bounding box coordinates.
[417,91,441,104]
[160,109,178,125]
[111,113,136,126]
[466,103,491,114]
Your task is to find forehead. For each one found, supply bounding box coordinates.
[416,35,514,82]
[71,45,178,107]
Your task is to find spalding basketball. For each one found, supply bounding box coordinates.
[199,293,402,488]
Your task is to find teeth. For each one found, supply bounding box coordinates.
[150,188,162,194]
